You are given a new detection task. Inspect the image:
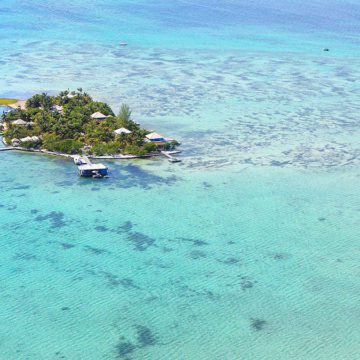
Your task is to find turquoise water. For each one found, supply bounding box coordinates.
[1,1,360,359]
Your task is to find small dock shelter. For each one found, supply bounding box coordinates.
[91,112,107,121]
[74,156,108,178]
[78,163,108,177]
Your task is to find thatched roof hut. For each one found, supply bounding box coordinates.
[114,127,132,135]
[91,112,107,120]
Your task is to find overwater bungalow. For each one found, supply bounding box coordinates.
[91,112,107,121]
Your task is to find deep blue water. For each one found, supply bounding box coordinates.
[1,0,359,53]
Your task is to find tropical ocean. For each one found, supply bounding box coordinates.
[0,1,360,359]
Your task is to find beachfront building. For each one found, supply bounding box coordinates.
[114,127,132,135]
[145,132,178,150]
[11,136,40,147]
[146,132,165,143]
[145,132,168,149]
[91,112,107,121]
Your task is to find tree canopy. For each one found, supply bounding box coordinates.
[1,90,177,156]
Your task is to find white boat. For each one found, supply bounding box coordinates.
[73,156,85,165]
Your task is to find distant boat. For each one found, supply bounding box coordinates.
[169,158,181,163]
[323,48,330,52]
[120,42,128,47]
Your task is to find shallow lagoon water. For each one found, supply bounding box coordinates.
[1,1,360,359]
[1,151,360,359]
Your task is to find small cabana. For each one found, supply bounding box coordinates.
[114,127,132,135]
[91,112,107,121]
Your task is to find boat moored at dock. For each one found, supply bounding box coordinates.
[73,155,89,165]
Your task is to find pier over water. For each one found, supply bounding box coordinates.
[73,156,108,178]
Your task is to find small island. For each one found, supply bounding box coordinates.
[0,89,180,165]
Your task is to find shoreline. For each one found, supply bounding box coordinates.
[0,140,181,161]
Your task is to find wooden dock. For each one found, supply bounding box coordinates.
[161,150,182,163]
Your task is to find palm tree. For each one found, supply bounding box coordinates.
[118,104,132,123]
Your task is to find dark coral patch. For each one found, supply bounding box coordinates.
[270,252,291,260]
[84,246,107,255]
[13,252,37,261]
[240,276,255,290]
[116,341,136,359]
[219,257,240,265]
[100,272,140,289]
[95,225,108,232]
[12,185,30,190]
[162,246,174,253]
[202,181,212,188]
[188,250,207,259]
[61,243,75,250]
[180,237,208,246]
[135,325,157,347]
[251,318,267,331]
[117,221,133,233]
[35,211,66,228]
[127,232,155,251]
[117,163,178,189]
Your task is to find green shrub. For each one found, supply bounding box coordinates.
[45,139,83,154]
[124,145,146,156]
[143,142,157,153]
[21,141,40,149]
[90,141,121,156]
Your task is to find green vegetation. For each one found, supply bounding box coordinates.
[0,98,18,105]
[1,89,178,155]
